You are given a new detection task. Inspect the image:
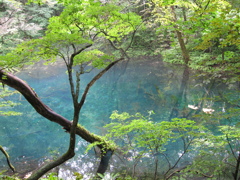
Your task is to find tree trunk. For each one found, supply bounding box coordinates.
[171,5,191,65]
[233,153,240,180]
[169,6,191,120]
[28,149,75,180]
[0,70,92,142]
[0,69,115,178]
[96,150,113,174]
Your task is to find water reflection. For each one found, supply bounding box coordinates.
[0,57,239,178]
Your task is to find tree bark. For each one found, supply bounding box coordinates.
[0,69,114,147]
[0,70,72,131]
[233,152,240,180]
[0,65,117,178]
[27,149,75,180]
[96,150,113,174]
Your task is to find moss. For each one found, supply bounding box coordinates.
[76,124,117,152]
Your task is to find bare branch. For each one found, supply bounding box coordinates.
[226,134,238,160]
[78,58,124,109]
[0,145,15,172]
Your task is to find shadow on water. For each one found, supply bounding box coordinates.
[0,57,239,179]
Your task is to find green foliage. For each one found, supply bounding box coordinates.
[105,110,240,179]
[129,28,166,56]
[40,172,62,180]
[0,170,19,180]
[0,86,22,116]
[73,172,83,180]
[161,47,185,65]
[85,136,116,155]
[104,111,207,177]
[147,0,240,81]
[180,124,240,179]
[73,49,114,69]
[0,0,61,56]
[106,111,206,147]
[196,8,240,50]
[2,0,142,70]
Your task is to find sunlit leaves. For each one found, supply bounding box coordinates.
[0,86,22,116]
[2,0,142,70]
[50,0,142,42]
[105,111,206,153]
[107,110,240,179]
[150,0,198,27]
[73,49,114,68]
[189,123,240,178]
[148,0,240,85]
[196,8,240,50]
[219,125,240,139]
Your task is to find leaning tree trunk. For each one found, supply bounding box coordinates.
[0,70,107,145]
[0,59,120,178]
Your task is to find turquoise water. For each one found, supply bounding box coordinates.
[0,58,239,178]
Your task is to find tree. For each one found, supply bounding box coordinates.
[103,105,240,179]
[0,0,142,179]
[177,123,240,180]
[104,111,207,179]
[0,0,61,55]
[142,0,239,119]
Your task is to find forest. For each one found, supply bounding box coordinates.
[0,0,239,179]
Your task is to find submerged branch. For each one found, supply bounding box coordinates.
[0,145,15,172]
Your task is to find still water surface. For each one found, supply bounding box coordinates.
[0,57,238,178]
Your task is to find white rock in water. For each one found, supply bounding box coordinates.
[188,105,199,110]
[202,108,215,114]
[24,172,32,179]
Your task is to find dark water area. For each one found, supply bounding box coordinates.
[0,57,239,179]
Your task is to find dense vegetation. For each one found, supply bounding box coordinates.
[0,0,239,179]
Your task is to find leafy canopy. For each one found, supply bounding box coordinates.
[149,0,240,79]
[1,0,142,69]
[105,111,206,154]
[105,110,240,179]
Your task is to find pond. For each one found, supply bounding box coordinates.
[0,56,239,179]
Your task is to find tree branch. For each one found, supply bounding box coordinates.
[233,153,240,180]
[0,145,15,172]
[78,58,124,109]
[0,69,112,148]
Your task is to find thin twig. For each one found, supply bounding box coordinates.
[0,146,15,172]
